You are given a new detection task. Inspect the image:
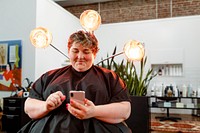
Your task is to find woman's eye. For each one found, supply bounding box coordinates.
[72,50,78,53]
[84,51,90,54]
[83,50,92,54]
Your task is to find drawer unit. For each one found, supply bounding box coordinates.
[3,98,21,107]
[2,114,20,132]
[2,97,31,133]
[3,106,21,115]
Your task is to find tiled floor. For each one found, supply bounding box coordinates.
[151,113,200,133]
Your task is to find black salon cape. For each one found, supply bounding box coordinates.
[18,65,131,133]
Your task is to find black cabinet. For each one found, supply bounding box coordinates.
[2,97,31,133]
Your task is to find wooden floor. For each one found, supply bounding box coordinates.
[151,113,200,133]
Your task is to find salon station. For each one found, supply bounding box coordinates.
[0,0,200,132]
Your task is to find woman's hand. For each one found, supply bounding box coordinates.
[67,99,131,124]
[46,91,66,111]
[25,91,66,119]
[67,98,95,120]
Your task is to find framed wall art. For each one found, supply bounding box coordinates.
[0,40,22,91]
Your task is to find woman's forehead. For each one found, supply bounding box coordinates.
[72,42,81,47]
[71,42,91,49]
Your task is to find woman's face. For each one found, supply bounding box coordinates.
[68,43,96,72]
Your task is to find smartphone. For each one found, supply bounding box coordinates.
[69,91,85,105]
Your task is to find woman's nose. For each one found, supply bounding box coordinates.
[77,52,84,58]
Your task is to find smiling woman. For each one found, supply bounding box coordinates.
[18,29,131,133]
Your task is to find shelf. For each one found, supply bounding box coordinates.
[150,96,200,99]
[151,102,200,110]
[151,63,183,77]
[150,96,200,110]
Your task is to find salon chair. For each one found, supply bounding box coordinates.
[155,97,181,122]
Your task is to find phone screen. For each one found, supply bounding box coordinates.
[69,91,85,105]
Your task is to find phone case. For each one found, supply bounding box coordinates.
[69,91,85,105]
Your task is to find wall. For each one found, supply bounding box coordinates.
[95,15,200,114]
[64,0,200,24]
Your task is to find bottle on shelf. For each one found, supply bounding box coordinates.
[161,67,165,76]
[165,85,173,97]
[174,85,179,97]
[197,86,200,97]
[151,83,156,96]
[187,84,192,97]
[167,87,173,97]
[193,89,197,97]
[158,68,162,76]
[182,84,187,97]
[169,65,172,76]
[162,83,165,96]
[165,65,169,76]
[156,85,162,97]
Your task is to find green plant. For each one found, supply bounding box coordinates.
[98,46,157,96]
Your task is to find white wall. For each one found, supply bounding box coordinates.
[95,15,200,114]
[35,0,81,79]
[95,15,200,88]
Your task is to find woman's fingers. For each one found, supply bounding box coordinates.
[56,91,66,101]
[67,99,95,119]
[67,103,84,119]
[46,91,66,109]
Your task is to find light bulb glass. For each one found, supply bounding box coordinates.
[80,10,101,32]
[124,40,145,61]
[30,27,52,48]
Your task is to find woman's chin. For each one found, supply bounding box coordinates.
[74,63,92,72]
[75,66,87,72]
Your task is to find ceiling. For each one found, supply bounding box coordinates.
[54,0,117,7]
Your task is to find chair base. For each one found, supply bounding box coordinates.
[155,116,181,122]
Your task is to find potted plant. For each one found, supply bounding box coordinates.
[98,46,157,132]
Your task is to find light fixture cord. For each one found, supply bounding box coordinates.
[50,44,69,59]
[96,51,124,65]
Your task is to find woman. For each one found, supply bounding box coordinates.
[19,30,131,133]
